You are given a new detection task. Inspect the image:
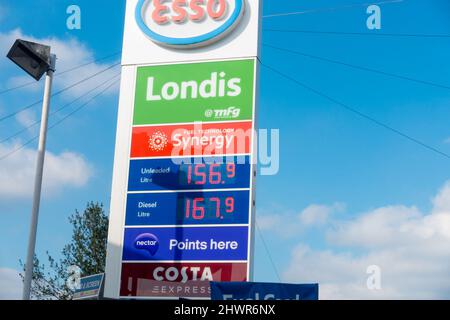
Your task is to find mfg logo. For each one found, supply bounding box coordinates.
[136,0,246,48]
[205,107,241,119]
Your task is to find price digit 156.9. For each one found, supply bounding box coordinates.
[186,164,236,185]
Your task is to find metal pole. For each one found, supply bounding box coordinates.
[22,54,56,300]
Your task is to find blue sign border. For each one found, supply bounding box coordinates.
[128,156,251,192]
[126,190,250,226]
[123,226,249,261]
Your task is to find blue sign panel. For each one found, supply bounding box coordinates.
[122,226,248,261]
[128,156,251,192]
[210,282,319,300]
[126,190,250,226]
[73,273,104,300]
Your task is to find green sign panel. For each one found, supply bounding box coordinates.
[134,59,255,125]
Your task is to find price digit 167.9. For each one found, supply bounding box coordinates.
[185,197,235,220]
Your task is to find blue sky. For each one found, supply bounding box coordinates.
[1,0,450,299]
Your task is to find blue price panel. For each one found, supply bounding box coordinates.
[126,190,250,226]
[122,226,249,261]
[128,156,251,192]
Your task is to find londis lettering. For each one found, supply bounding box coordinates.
[135,0,245,48]
[146,71,241,101]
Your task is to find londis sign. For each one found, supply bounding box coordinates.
[135,0,246,48]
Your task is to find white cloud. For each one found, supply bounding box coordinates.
[15,109,37,130]
[257,202,344,236]
[282,182,450,299]
[0,142,93,198]
[0,268,22,300]
[257,214,283,230]
[0,29,119,98]
[432,182,450,212]
[300,203,345,226]
[326,205,422,248]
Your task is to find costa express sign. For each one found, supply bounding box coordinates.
[121,263,247,298]
[135,0,245,47]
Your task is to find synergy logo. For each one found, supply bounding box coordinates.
[135,0,246,48]
[134,233,160,256]
[148,131,169,151]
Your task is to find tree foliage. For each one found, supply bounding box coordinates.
[20,202,109,300]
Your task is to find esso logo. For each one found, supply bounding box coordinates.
[135,0,246,48]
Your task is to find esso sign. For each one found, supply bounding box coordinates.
[135,0,246,48]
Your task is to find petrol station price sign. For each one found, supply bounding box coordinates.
[119,59,256,299]
[105,0,261,300]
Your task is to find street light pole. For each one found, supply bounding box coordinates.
[22,54,56,300]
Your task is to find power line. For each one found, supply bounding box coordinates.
[57,52,121,76]
[48,80,119,130]
[263,29,450,38]
[262,62,450,160]
[0,51,121,95]
[0,79,120,162]
[256,221,282,282]
[0,62,120,124]
[0,73,121,144]
[263,0,404,18]
[263,43,450,91]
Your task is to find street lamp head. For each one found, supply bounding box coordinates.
[7,39,52,81]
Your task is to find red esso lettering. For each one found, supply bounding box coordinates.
[152,0,228,24]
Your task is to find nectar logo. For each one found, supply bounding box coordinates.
[134,233,159,256]
[149,131,169,152]
[135,0,245,48]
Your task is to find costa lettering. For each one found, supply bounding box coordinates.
[153,266,213,283]
[135,0,246,48]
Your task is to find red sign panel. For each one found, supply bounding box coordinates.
[131,121,253,158]
[120,262,247,298]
